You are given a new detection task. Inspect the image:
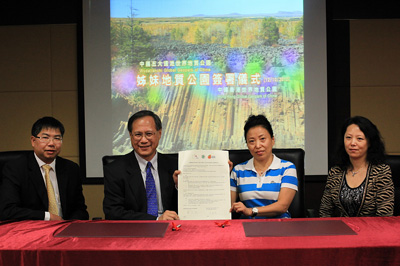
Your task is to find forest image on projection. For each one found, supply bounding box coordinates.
[110,11,304,155]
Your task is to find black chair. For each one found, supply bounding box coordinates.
[102,148,305,218]
[102,154,123,167]
[387,155,400,216]
[0,150,31,184]
[228,149,305,218]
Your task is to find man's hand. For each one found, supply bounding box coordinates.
[50,213,63,221]
[158,210,179,220]
[173,170,181,188]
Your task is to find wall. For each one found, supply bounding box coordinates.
[305,19,400,215]
[350,19,400,155]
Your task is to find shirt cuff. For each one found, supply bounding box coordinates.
[44,211,50,221]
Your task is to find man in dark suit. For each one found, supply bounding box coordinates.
[103,110,179,220]
[0,117,89,221]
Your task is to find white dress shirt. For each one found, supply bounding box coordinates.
[34,153,63,220]
[134,151,164,217]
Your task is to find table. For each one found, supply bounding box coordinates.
[1,217,400,265]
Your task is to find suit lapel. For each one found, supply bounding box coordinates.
[55,157,68,216]
[126,152,147,208]
[158,154,170,209]
[27,153,48,208]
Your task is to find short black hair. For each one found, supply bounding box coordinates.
[334,116,386,169]
[127,110,162,133]
[243,114,274,141]
[31,117,65,137]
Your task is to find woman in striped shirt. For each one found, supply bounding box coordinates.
[230,115,298,219]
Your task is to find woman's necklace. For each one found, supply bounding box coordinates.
[254,158,273,176]
[351,169,360,176]
[350,166,364,177]
[256,167,268,176]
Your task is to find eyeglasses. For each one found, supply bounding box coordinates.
[35,136,63,144]
[132,132,156,140]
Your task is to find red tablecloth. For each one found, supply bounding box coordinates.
[1,217,400,265]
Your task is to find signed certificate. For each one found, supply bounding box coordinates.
[178,150,231,220]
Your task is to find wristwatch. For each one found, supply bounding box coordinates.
[251,207,258,218]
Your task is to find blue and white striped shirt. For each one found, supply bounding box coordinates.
[230,154,298,218]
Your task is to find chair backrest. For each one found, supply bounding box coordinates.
[0,150,31,184]
[102,155,123,168]
[103,148,306,218]
[229,149,305,218]
[386,155,400,216]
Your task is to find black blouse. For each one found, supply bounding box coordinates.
[340,176,366,217]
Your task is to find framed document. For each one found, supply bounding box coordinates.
[178,150,231,220]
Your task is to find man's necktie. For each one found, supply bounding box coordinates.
[43,164,59,216]
[145,162,158,216]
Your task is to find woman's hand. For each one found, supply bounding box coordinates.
[228,160,233,172]
[230,202,252,216]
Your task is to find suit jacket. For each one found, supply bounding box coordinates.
[0,152,89,221]
[103,151,178,220]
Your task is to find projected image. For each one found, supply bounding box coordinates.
[110,0,304,155]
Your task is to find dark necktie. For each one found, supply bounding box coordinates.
[146,162,158,216]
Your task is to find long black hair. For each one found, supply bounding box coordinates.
[334,116,386,170]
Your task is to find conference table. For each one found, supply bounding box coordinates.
[1,217,400,265]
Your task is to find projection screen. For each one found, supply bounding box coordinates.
[82,0,327,178]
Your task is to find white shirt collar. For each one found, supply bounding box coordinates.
[134,151,158,172]
[34,152,56,170]
[244,154,280,172]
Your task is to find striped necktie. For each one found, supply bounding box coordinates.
[145,162,158,216]
[43,164,59,216]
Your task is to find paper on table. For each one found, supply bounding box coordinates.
[178,150,231,220]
